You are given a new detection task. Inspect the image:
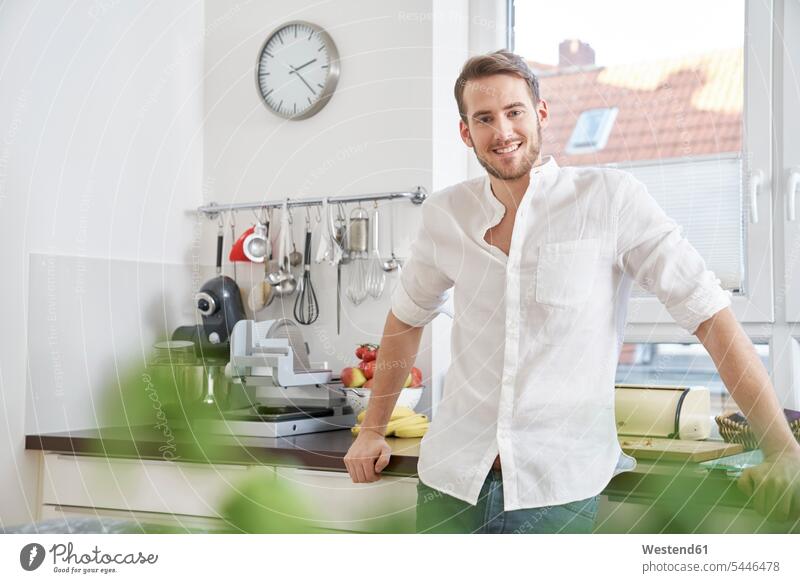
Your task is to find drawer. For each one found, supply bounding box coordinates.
[41,453,257,518]
[39,504,226,532]
[274,466,418,533]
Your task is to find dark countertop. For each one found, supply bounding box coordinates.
[26,425,742,501]
[27,427,800,532]
[25,426,421,476]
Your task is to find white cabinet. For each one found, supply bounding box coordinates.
[40,453,251,519]
[37,453,418,533]
[38,503,224,531]
[274,466,418,533]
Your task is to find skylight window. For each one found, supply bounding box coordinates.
[565,107,618,154]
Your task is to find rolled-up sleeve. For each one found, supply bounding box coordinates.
[390,197,455,327]
[615,174,732,334]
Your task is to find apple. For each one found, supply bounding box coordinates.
[363,378,374,389]
[403,373,412,388]
[411,367,423,387]
[341,367,366,388]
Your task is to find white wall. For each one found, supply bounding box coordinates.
[202,0,440,410]
[0,0,485,527]
[0,0,205,526]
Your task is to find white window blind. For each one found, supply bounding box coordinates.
[613,156,744,291]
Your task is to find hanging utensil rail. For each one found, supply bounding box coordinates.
[196,187,427,218]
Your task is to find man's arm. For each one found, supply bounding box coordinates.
[343,310,424,483]
[695,307,800,521]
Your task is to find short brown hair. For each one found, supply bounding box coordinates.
[454,50,541,122]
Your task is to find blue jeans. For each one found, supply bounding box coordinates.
[415,469,600,534]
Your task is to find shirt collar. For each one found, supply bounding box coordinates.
[533,155,559,177]
[482,155,559,220]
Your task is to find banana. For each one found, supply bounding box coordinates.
[385,414,428,435]
[394,423,429,438]
[356,405,416,425]
[391,406,417,419]
[350,412,428,437]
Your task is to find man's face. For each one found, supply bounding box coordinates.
[459,74,547,181]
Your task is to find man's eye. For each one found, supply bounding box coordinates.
[509,110,522,118]
[477,117,491,124]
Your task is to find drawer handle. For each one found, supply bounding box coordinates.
[292,468,417,484]
[53,454,248,472]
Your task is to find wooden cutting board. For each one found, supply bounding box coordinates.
[618,437,744,462]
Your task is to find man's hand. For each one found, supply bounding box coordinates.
[344,429,392,483]
[737,451,800,522]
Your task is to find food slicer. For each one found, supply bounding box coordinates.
[198,318,354,438]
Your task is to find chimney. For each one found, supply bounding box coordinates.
[559,39,595,68]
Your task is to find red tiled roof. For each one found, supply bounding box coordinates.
[526,60,559,74]
[536,48,743,165]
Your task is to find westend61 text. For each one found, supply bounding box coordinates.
[642,544,708,555]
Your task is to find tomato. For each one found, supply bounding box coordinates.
[411,367,423,387]
[361,360,376,380]
[361,345,379,362]
[355,343,378,361]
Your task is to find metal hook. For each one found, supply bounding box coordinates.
[286,199,294,224]
[305,206,312,228]
[314,204,322,223]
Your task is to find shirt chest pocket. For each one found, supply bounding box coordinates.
[535,239,601,308]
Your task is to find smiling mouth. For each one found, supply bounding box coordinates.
[492,142,521,155]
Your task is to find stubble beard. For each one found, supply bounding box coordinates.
[474,119,542,181]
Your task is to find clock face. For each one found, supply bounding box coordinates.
[256,21,340,120]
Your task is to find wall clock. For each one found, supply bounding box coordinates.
[255,21,340,120]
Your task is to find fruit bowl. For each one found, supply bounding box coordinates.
[344,387,423,417]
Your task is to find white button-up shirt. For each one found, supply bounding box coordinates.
[390,156,732,511]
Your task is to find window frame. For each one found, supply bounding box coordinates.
[504,0,799,410]
[619,0,774,328]
[565,107,619,154]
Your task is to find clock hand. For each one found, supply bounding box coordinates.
[288,58,317,73]
[289,66,317,95]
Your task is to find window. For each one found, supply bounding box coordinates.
[565,107,618,154]
[513,0,772,325]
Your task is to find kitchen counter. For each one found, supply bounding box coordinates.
[25,426,743,503]
[26,427,800,532]
[25,426,421,475]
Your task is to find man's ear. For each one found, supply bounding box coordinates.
[537,99,549,127]
[459,119,473,148]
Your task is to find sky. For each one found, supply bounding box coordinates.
[514,0,745,66]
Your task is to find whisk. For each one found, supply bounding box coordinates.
[346,205,369,305]
[346,258,368,305]
[294,216,319,325]
[365,204,386,298]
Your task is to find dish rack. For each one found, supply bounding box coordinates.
[715,409,800,450]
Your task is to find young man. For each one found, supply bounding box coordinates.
[344,50,800,533]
